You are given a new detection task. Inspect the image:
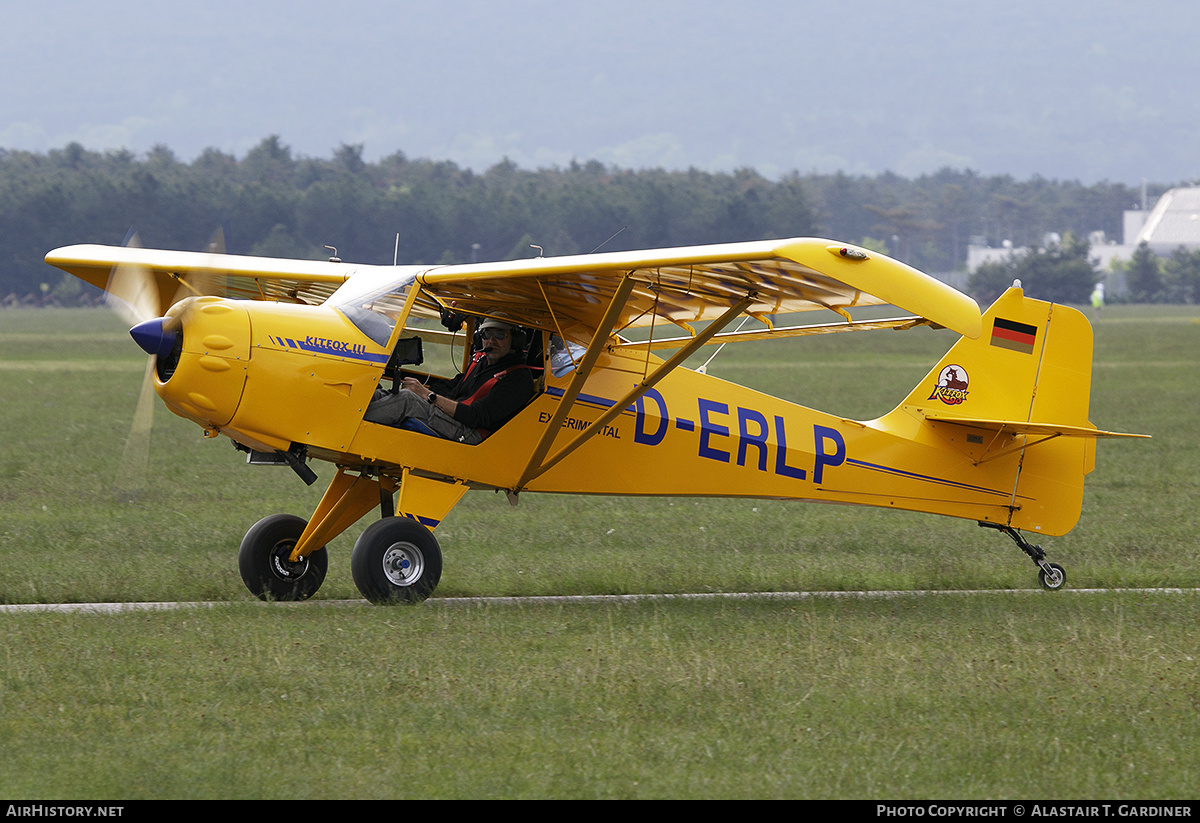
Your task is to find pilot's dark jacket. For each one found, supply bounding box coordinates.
[428,350,536,435]
[365,350,535,444]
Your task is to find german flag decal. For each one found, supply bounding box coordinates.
[991,318,1038,354]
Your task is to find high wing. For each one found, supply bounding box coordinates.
[415,237,983,346]
[412,238,984,488]
[44,244,359,317]
[47,238,982,343]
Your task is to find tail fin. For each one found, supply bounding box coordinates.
[885,285,1116,535]
[897,285,1094,427]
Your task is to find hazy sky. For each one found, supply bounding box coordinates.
[3,0,1197,183]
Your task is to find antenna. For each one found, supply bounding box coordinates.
[590,226,627,254]
[394,233,400,266]
[530,244,544,258]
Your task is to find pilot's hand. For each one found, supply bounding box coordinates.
[400,376,426,394]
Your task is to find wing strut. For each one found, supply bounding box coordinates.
[516,289,755,489]
[516,274,638,488]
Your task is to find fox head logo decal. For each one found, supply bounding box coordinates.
[929,365,969,405]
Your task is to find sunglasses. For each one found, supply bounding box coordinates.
[479,328,509,340]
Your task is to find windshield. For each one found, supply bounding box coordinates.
[325,265,425,347]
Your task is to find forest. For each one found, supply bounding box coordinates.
[1,136,1187,305]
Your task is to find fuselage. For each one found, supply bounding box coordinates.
[144,285,1077,536]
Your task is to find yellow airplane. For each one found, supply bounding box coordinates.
[45,237,1146,603]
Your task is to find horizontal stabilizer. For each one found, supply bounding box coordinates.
[923,414,1149,441]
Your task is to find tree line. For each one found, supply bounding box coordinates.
[1,136,1188,305]
[967,235,1200,306]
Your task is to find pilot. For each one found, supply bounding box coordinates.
[364,317,535,444]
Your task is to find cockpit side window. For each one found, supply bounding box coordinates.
[338,305,394,347]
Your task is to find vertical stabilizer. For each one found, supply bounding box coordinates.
[896,286,1094,429]
[882,285,1097,535]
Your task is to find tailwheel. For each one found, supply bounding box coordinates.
[238,514,328,601]
[351,516,443,604]
[1038,562,1066,591]
[978,522,1067,591]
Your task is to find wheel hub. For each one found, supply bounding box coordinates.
[382,542,423,587]
[270,543,310,581]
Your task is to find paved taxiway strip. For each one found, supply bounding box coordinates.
[2,587,1199,614]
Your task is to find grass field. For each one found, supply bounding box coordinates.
[1,305,1198,799]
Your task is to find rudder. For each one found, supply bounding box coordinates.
[887,285,1097,535]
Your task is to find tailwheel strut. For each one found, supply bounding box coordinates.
[978,522,1066,591]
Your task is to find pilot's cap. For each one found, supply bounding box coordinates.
[478,317,514,333]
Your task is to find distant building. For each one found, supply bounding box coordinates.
[966,240,1021,273]
[1124,186,1200,252]
[965,186,1200,292]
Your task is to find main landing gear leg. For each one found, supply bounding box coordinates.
[978,522,1066,591]
[350,470,468,605]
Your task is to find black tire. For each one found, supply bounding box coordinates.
[1038,562,1066,591]
[238,514,328,601]
[351,517,442,604]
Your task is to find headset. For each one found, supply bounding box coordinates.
[474,324,527,353]
[442,307,528,356]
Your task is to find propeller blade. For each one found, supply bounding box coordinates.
[106,230,227,501]
[196,226,230,296]
[103,231,159,325]
[169,227,229,304]
[104,262,159,326]
[113,356,157,502]
[104,232,165,500]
